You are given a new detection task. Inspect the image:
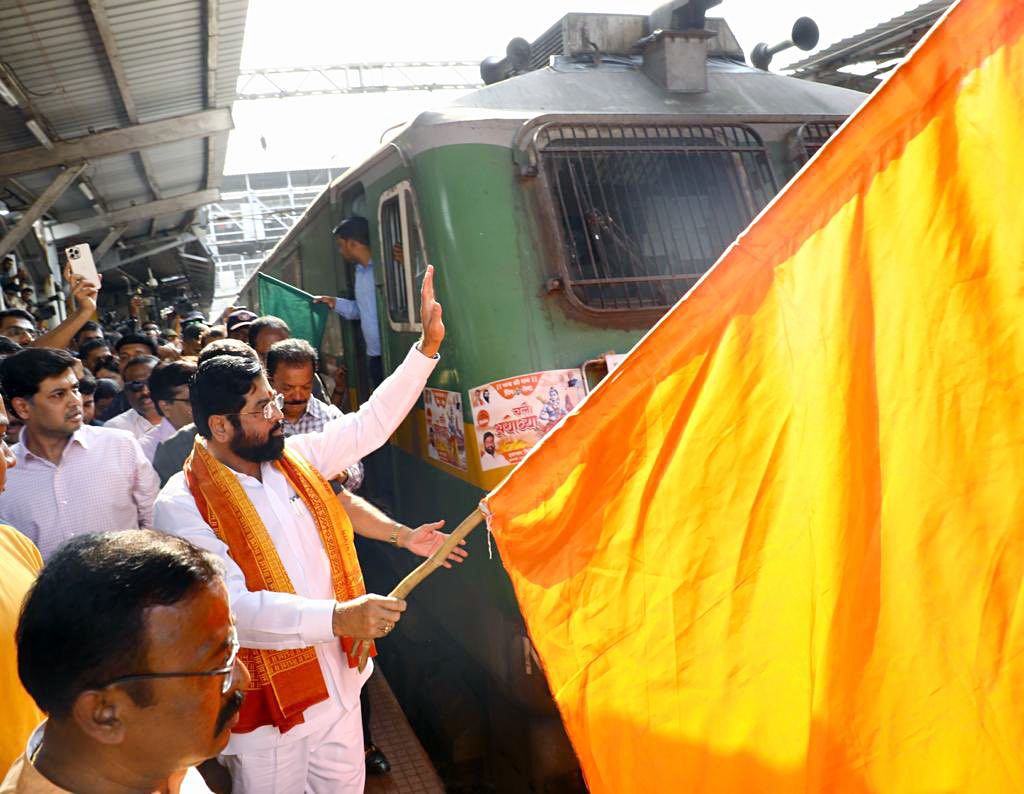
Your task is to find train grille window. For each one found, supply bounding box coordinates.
[536,122,777,311]
[794,121,841,164]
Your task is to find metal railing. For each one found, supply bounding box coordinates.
[794,121,842,164]
[534,121,777,312]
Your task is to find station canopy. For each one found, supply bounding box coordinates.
[0,0,250,315]
[787,2,953,92]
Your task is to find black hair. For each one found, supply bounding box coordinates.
[191,354,263,438]
[331,216,370,245]
[121,354,159,380]
[196,338,258,366]
[0,308,35,327]
[77,373,97,396]
[266,338,318,378]
[92,355,120,376]
[148,360,197,416]
[483,432,495,442]
[73,321,102,342]
[17,530,224,718]
[247,316,290,348]
[0,336,22,357]
[182,322,208,343]
[93,377,121,401]
[0,348,76,403]
[79,337,112,361]
[115,333,158,357]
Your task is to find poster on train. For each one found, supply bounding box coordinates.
[423,388,468,471]
[470,369,586,471]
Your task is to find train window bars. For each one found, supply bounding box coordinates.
[792,121,842,165]
[377,181,425,332]
[534,122,777,312]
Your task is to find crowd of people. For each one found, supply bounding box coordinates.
[0,219,467,793]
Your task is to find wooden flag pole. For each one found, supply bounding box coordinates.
[355,507,484,671]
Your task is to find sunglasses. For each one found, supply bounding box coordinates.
[125,380,148,393]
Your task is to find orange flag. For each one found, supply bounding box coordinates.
[481,2,1024,791]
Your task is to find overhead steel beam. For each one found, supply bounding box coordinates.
[49,189,219,239]
[93,225,128,261]
[204,0,220,190]
[236,62,482,100]
[85,0,163,201]
[106,233,196,270]
[0,164,88,261]
[0,108,234,178]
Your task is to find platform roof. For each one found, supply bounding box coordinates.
[787,2,953,92]
[0,0,249,311]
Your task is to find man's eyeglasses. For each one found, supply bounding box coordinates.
[125,380,148,393]
[224,392,284,421]
[100,628,240,695]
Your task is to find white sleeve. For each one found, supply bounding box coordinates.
[287,345,437,480]
[130,438,160,528]
[153,485,337,650]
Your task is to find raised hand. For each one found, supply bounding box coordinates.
[418,264,444,357]
[402,519,469,568]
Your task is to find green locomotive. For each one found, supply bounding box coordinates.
[235,1,865,787]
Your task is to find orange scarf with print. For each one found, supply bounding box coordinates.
[183,441,374,734]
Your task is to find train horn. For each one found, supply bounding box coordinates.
[480,37,533,85]
[750,16,820,71]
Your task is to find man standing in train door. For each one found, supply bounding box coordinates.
[313,216,385,389]
[153,267,446,793]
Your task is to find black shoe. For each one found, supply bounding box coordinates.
[365,744,391,775]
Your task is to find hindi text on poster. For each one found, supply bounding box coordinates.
[470,369,585,471]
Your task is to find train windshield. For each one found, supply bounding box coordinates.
[537,122,777,312]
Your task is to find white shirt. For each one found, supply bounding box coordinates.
[0,425,160,560]
[104,407,160,440]
[153,346,437,753]
[138,417,178,462]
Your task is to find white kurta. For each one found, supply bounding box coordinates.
[153,346,437,754]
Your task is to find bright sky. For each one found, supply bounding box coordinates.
[224,0,930,174]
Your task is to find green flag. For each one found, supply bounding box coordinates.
[256,273,329,349]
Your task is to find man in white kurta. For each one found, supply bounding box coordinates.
[153,267,446,792]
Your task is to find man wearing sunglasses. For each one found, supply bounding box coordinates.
[153,266,449,793]
[105,355,162,440]
[3,529,249,793]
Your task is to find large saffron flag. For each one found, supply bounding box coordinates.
[481,2,1024,791]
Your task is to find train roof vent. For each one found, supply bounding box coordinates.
[524,9,743,70]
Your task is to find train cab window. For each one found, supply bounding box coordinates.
[377,181,425,331]
[535,121,777,312]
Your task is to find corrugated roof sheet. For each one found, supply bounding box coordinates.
[788,2,953,75]
[0,0,249,308]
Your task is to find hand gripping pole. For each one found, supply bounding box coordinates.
[355,508,484,671]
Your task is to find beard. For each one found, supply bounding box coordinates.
[214,689,245,737]
[229,422,285,463]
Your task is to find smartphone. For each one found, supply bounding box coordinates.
[64,243,100,288]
